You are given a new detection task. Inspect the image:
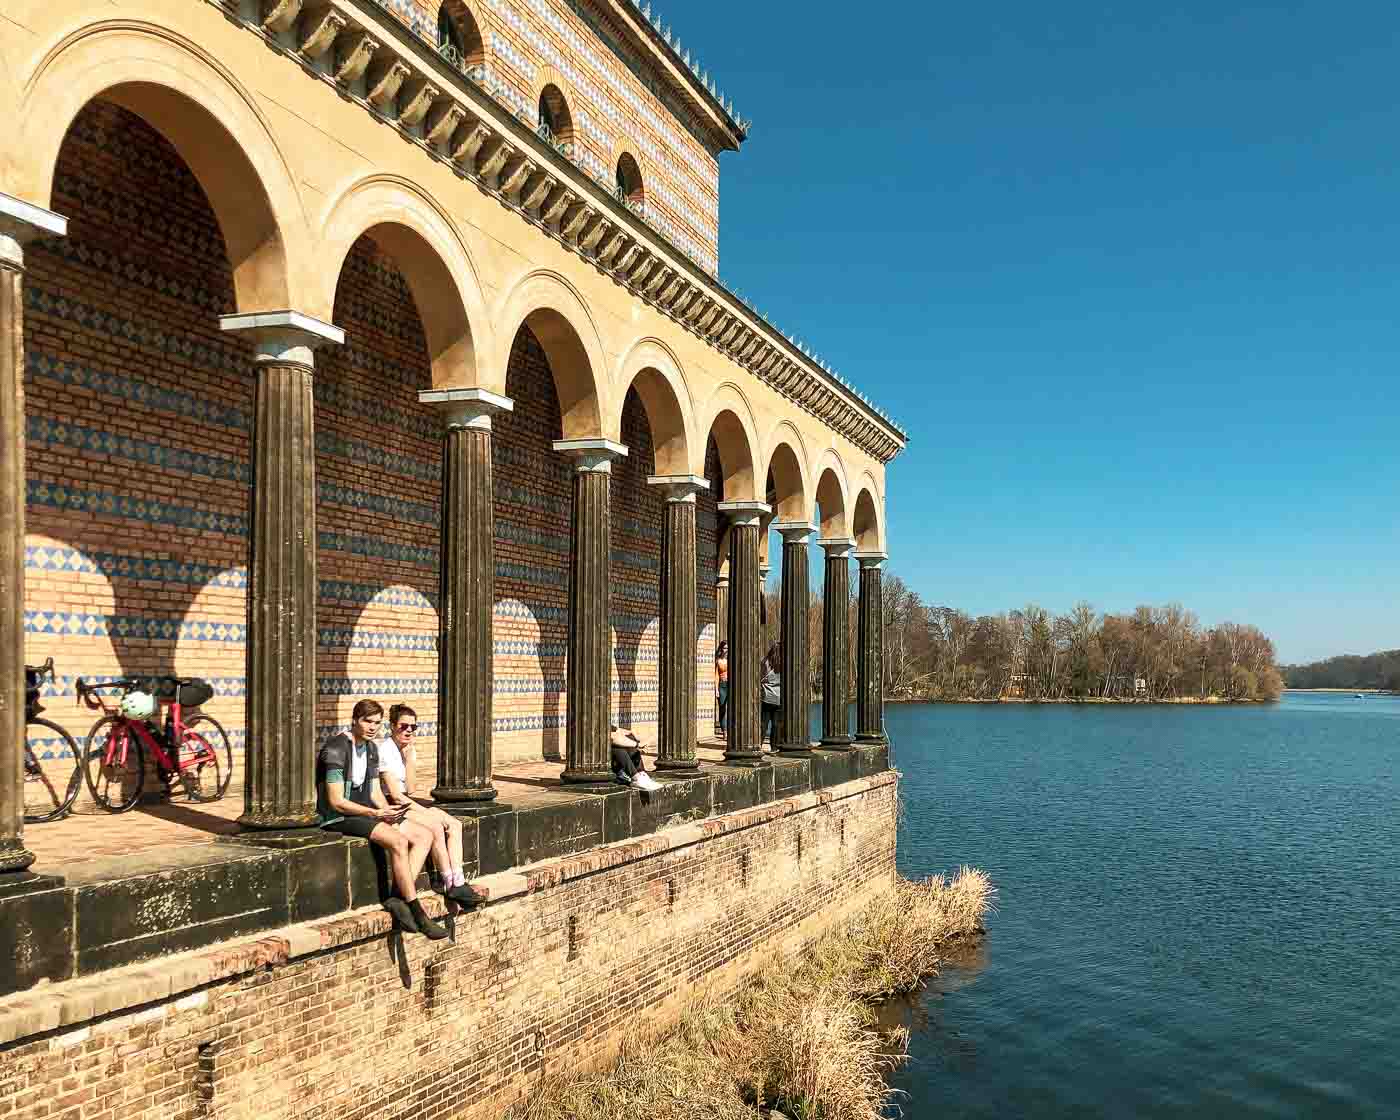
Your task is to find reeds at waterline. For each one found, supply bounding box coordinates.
[508,868,997,1120]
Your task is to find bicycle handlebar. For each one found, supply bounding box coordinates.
[23,657,55,684]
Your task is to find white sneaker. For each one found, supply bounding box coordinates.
[635,771,663,792]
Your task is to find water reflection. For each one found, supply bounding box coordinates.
[876,936,990,1079]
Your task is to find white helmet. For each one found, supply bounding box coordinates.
[120,690,156,720]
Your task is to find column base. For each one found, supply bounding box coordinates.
[855,731,887,744]
[441,801,514,817]
[561,766,615,786]
[432,784,500,805]
[0,841,36,876]
[237,810,322,832]
[0,869,64,899]
[655,757,704,776]
[777,740,815,756]
[723,749,768,767]
[819,735,855,751]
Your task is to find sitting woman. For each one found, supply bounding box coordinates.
[610,724,662,791]
[377,703,484,906]
[316,698,447,939]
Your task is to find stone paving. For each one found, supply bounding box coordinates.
[23,736,756,873]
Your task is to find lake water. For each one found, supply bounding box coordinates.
[877,693,1400,1118]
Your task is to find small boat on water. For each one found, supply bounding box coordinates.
[1355,692,1366,699]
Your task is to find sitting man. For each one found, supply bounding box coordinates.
[378,703,484,906]
[317,699,447,939]
[610,724,662,791]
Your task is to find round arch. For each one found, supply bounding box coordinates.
[613,144,646,207]
[18,20,309,313]
[614,338,695,477]
[533,67,577,151]
[813,449,851,538]
[852,486,883,552]
[697,383,761,502]
[320,175,489,387]
[496,270,609,440]
[763,420,811,523]
[437,0,487,70]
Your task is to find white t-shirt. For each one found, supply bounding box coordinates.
[350,741,369,788]
[378,738,407,784]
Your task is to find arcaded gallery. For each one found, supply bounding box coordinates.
[0,1,906,1115]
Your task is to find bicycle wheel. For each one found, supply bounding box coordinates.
[84,715,145,813]
[180,715,233,802]
[23,718,83,823]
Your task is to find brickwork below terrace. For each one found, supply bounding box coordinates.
[0,774,898,1120]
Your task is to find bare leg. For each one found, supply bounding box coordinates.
[439,810,464,870]
[401,818,435,881]
[369,824,417,900]
[406,806,452,877]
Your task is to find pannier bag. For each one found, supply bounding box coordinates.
[145,677,215,708]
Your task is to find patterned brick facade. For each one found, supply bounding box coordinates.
[20,100,722,781]
[411,0,723,272]
[0,778,898,1120]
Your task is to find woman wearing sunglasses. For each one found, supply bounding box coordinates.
[379,703,484,905]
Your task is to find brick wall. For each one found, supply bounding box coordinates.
[402,0,722,272]
[21,99,722,789]
[0,779,898,1120]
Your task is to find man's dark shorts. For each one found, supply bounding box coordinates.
[321,816,378,839]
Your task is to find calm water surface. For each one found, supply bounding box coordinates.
[878,693,1400,1118]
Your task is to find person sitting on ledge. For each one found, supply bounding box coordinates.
[378,703,485,906]
[317,698,448,939]
[610,724,662,791]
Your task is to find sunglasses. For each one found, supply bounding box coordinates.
[395,723,418,733]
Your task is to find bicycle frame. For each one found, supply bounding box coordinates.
[81,682,217,774]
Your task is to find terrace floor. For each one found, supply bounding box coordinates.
[23,737,765,874]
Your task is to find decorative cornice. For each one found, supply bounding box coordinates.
[217,0,905,463]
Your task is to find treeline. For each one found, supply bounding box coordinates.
[1283,649,1400,691]
[763,573,1284,702]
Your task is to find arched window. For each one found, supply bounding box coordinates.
[616,152,644,210]
[436,2,485,73]
[536,84,575,154]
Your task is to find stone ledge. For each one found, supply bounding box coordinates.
[0,768,895,1046]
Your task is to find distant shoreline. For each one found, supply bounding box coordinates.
[1284,687,1396,694]
[883,696,1274,705]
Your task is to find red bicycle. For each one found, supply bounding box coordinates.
[77,675,232,813]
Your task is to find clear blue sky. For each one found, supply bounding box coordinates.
[688,0,1400,664]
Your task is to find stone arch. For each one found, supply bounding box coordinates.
[18,19,309,313]
[437,0,487,71]
[496,270,608,439]
[813,450,851,539]
[852,476,884,553]
[698,384,760,502]
[615,338,695,476]
[763,420,810,523]
[533,67,577,151]
[613,146,646,207]
[320,175,488,387]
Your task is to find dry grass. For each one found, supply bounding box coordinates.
[507,869,996,1120]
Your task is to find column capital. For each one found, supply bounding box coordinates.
[419,387,514,430]
[715,573,731,588]
[817,537,856,557]
[0,193,67,267]
[717,499,771,527]
[552,437,627,472]
[773,521,816,543]
[646,473,709,502]
[854,551,888,569]
[219,311,344,366]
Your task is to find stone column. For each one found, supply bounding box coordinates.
[648,475,708,774]
[220,311,343,830]
[818,538,855,749]
[718,501,769,765]
[774,523,815,754]
[554,439,627,784]
[422,388,513,808]
[855,553,888,743]
[0,195,65,878]
[715,573,730,647]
